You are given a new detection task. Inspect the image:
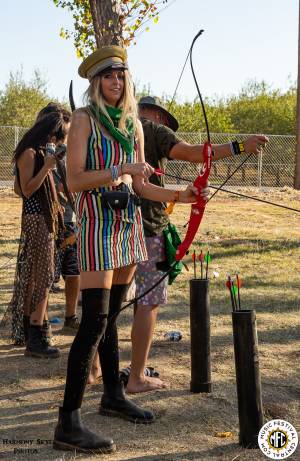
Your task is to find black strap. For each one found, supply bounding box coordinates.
[54,157,75,213]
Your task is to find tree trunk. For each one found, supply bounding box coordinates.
[294,0,300,189]
[89,0,123,47]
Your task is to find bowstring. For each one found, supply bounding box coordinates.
[107,264,176,322]
[160,171,300,213]
[109,33,203,319]
[167,50,190,112]
[189,29,210,143]
[109,45,196,316]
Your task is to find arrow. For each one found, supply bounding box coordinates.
[153,169,300,214]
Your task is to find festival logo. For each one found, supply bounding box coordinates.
[258,419,298,459]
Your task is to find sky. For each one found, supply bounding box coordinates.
[0,0,298,106]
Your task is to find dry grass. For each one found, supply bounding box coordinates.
[0,188,299,461]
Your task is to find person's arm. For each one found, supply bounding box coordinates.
[136,180,199,204]
[13,176,22,197]
[133,120,199,204]
[169,134,269,162]
[17,148,56,198]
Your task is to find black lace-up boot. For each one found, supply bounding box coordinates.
[25,325,60,358]
[41,319,54,346]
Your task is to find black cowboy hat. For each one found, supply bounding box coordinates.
[138,96,179,132]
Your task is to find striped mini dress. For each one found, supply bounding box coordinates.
[75,114,148,271]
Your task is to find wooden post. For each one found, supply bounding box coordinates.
[294,0,300,189]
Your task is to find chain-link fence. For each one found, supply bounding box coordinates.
[166,133,296,188]
[0,126,28,187]
[0,126,296,188]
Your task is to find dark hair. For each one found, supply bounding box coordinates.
[36,102,66,121]
[13,108,71,163]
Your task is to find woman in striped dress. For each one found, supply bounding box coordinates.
[53,46,199,455]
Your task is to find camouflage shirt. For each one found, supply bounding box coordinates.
[140,118,181,237]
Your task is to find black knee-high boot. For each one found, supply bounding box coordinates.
[98,284,155,424]
[53,288,115,454]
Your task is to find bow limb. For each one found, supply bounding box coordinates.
[174,30,212,261]
[175,208,204,261]
[175,141,212,261]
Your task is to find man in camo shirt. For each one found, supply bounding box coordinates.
[127,96,268,393]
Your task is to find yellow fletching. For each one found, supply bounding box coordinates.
[165,202,175,215]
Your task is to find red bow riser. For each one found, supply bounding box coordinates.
[175,141,212,261]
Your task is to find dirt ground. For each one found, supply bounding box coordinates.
[0,189,299,461]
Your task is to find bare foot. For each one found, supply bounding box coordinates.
[87,367,101,385]
[127,376,168,394]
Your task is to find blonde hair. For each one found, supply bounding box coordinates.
[84,69,138,136]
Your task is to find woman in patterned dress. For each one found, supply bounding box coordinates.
[53,46,199,454]
[9,108,70,357]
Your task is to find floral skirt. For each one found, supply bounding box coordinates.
[135,234,168,306]
[2,214,54,345]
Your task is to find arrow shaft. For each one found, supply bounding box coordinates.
[209,185,300,213]
[158,171,300,213]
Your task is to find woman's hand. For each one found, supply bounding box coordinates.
[123,162,154,180]
[44,154,56,170]
[178,184,199,203]
[200,182,210,200]
[243,135,269,155]
[179,181,210,204]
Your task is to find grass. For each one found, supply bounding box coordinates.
[0,187,299,461]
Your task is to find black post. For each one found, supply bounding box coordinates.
[190,279,211,393]
[232,310,263,448]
